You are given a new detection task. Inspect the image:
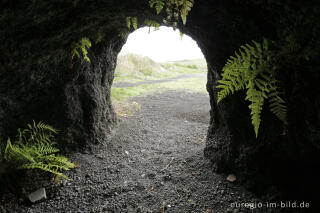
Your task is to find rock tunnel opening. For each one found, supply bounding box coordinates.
[111,26,209,122]
[109,26,211,170]
[1,0,319,211]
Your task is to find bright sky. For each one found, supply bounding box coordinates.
[119,26,204,62]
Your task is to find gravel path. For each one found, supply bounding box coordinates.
[1,90,278,213]
[112,74,206,88]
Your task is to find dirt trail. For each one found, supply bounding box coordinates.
[2,90,275,213]
[112,73,206,88]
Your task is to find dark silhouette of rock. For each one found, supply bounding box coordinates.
[0,0,319,209]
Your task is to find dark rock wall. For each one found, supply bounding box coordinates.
[63,37,125,147]
[0,0,140,147]
[196,0,320,202]
[1,0,319,203]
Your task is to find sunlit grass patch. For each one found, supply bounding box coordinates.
[159,77,207,94]
[111,77,207,102]
[111,84,159,101]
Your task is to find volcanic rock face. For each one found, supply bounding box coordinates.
[62,38,125,147]
[0,0,319,203]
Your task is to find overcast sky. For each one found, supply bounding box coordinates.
[119,26,204,62]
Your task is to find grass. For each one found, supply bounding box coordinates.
[111,84,158,101]
[114,54,207,83]
[157,77,207,93]
[111,77,207,102]
[111,54,208,117]
[164,58,207,70]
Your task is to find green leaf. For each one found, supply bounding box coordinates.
[132,17,138,30]
[149,0,165,14]
[126,17,131,29]
[217,38,287,138]
[3,122,75,180]
[72,37,92,63]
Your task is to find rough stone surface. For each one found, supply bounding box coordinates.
[0,0,320,208]
[0,90,279,213]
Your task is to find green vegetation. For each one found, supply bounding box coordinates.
[158,77,207,93]
[111,77,206,101]
[125,0,194,33]
[126,17,138,30]
[111,77,206,116]
[111,76,206,101]
[0,121,75,181]
[111,84,158,101]
[144,19,161,32]
[149,0,194,27]
[217,39,287,137]
[114,54,206,83]
[70,37,92,69]
[72,37,91,62]
[112,54,206,117]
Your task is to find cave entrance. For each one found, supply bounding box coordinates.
[111,26,209,117]
[110,26,210,172]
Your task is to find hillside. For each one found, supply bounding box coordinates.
[114,54,206,82]
[164,58,207,71]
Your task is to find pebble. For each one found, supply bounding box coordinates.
[2,91,264,212]
[226,174,237,183]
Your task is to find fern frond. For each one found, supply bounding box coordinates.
[35,121,58,134]
[180,0,194,25]
[217,38,287,137]
[3,122,75,179]
[268,82,287,124]
[217,49,249,102]
[149,0,165,14]
[126,17,138,30]
[132,17,138,30]
[72,37,91,63]
[42,154,76,169]
[18,162,70,180]
[32,142,60,155]
[144,19,160,32]
[126,17,131,29]
[246,83,265,137]
[4,139,35,165]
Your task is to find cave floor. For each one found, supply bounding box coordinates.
[2,90,274,213]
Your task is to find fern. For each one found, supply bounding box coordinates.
[217,39,287,137]
[149,0,193,26]
[125,17,138,30]
[132,17,138,30]
[149,0,165,14]
[268,80,288,125]
[1,121,75,180]
[179,0,194,25]
[144,19,160,32]
[124,0,194,34]
[18,162,69,180]
[126,17,131,29]
[72,37,92,63]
